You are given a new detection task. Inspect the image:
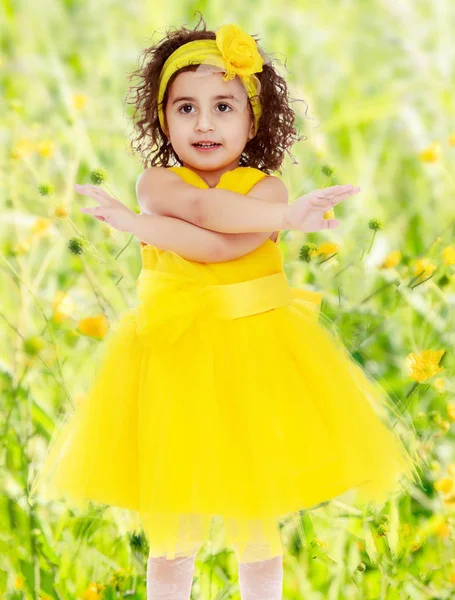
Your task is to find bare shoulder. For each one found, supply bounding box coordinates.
[246,175,289,204]
[136,166,165,186]
[135,167,199,218]
[136,166,178,199]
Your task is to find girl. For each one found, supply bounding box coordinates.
[30,16,423,600]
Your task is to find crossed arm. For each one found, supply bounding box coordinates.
[134,169,289,263]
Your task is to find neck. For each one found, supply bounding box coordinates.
[181,158,241,188]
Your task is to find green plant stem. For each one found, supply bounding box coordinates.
[0,256,73,402]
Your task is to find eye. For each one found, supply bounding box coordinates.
[178,103,233,114]
[179,104,194,114]
[217,103,232,112]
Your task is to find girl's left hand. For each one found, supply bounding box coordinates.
[75,184,137,233]
[285,184,361,233]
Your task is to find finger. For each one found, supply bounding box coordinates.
[313,187,360,209]
[74,187,102,206]
[80,206,104,216]
[314,186,341,197]
[74,184,111,205]
[309,196,343,211]
[334,185,361,195]
[318,185,361,198]
[325,218,341,229]
[331,184,360,193]
[316,218,340,231]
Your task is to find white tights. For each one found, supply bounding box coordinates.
[238,555,283,600]
[146,554,196,599]
[146,552,283,600]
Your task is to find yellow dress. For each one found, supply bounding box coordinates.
[30,165,422,563]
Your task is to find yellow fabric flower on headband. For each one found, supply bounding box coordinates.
[215,23,264,82]
[157,23,265,136]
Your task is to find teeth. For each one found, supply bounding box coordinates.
[195,143,218,147]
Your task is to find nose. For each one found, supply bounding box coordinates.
[195,111,215,132]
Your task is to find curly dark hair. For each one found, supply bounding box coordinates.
[124,12,310,175]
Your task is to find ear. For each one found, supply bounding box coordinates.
[162,114,169,138]
[247,117,255,141]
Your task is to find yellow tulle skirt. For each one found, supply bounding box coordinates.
[30,248,423,562]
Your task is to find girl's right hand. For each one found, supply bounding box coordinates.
[76,184,137,232]
[284,184,361,233]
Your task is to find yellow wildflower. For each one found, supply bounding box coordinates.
[323,208,335,220]
[410,536,425,551]
[316,241,339,256]
[442,245,455,266]
[31,217,51,236]
[405,349,445,383]
[11,137,37,160]
[14,575,24,589]
[435,521,450,537]
[443,493,455,506]
[418,142,441,163]
[80,582,105,600]
[429,460,441,473]
[433,377,446,393]
[36,140,54,158]
[52,291,75,323]
[448,133,455,146]
[77,315,109,339]
[54,204,69,218]
[412,258,436,280]
[401,523,411,536]
[381,250,401,269]
[13,240,31,255]
[72,93,88,111]
[434,477,453,494]
[448,404,455,422]
[439,421,451,434]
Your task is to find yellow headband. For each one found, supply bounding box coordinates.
[157,24,264,137]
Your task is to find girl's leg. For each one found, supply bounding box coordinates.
[146,553,197,600]
[237,555,283,600]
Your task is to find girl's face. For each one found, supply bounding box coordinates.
[164,69,256,182]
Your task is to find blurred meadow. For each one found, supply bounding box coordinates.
[2,0,455,598]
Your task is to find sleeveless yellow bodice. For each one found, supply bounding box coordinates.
[139,165,290,282]
[134,165,322,346]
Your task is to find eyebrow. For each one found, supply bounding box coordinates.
[172,94,238,105]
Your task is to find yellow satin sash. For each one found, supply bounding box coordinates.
[136,268,322,331]
[206,271,321,319]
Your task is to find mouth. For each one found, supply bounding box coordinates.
[192,142,222,152]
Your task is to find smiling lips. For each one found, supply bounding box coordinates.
[193,141,221,146]
[193,142,222,151]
